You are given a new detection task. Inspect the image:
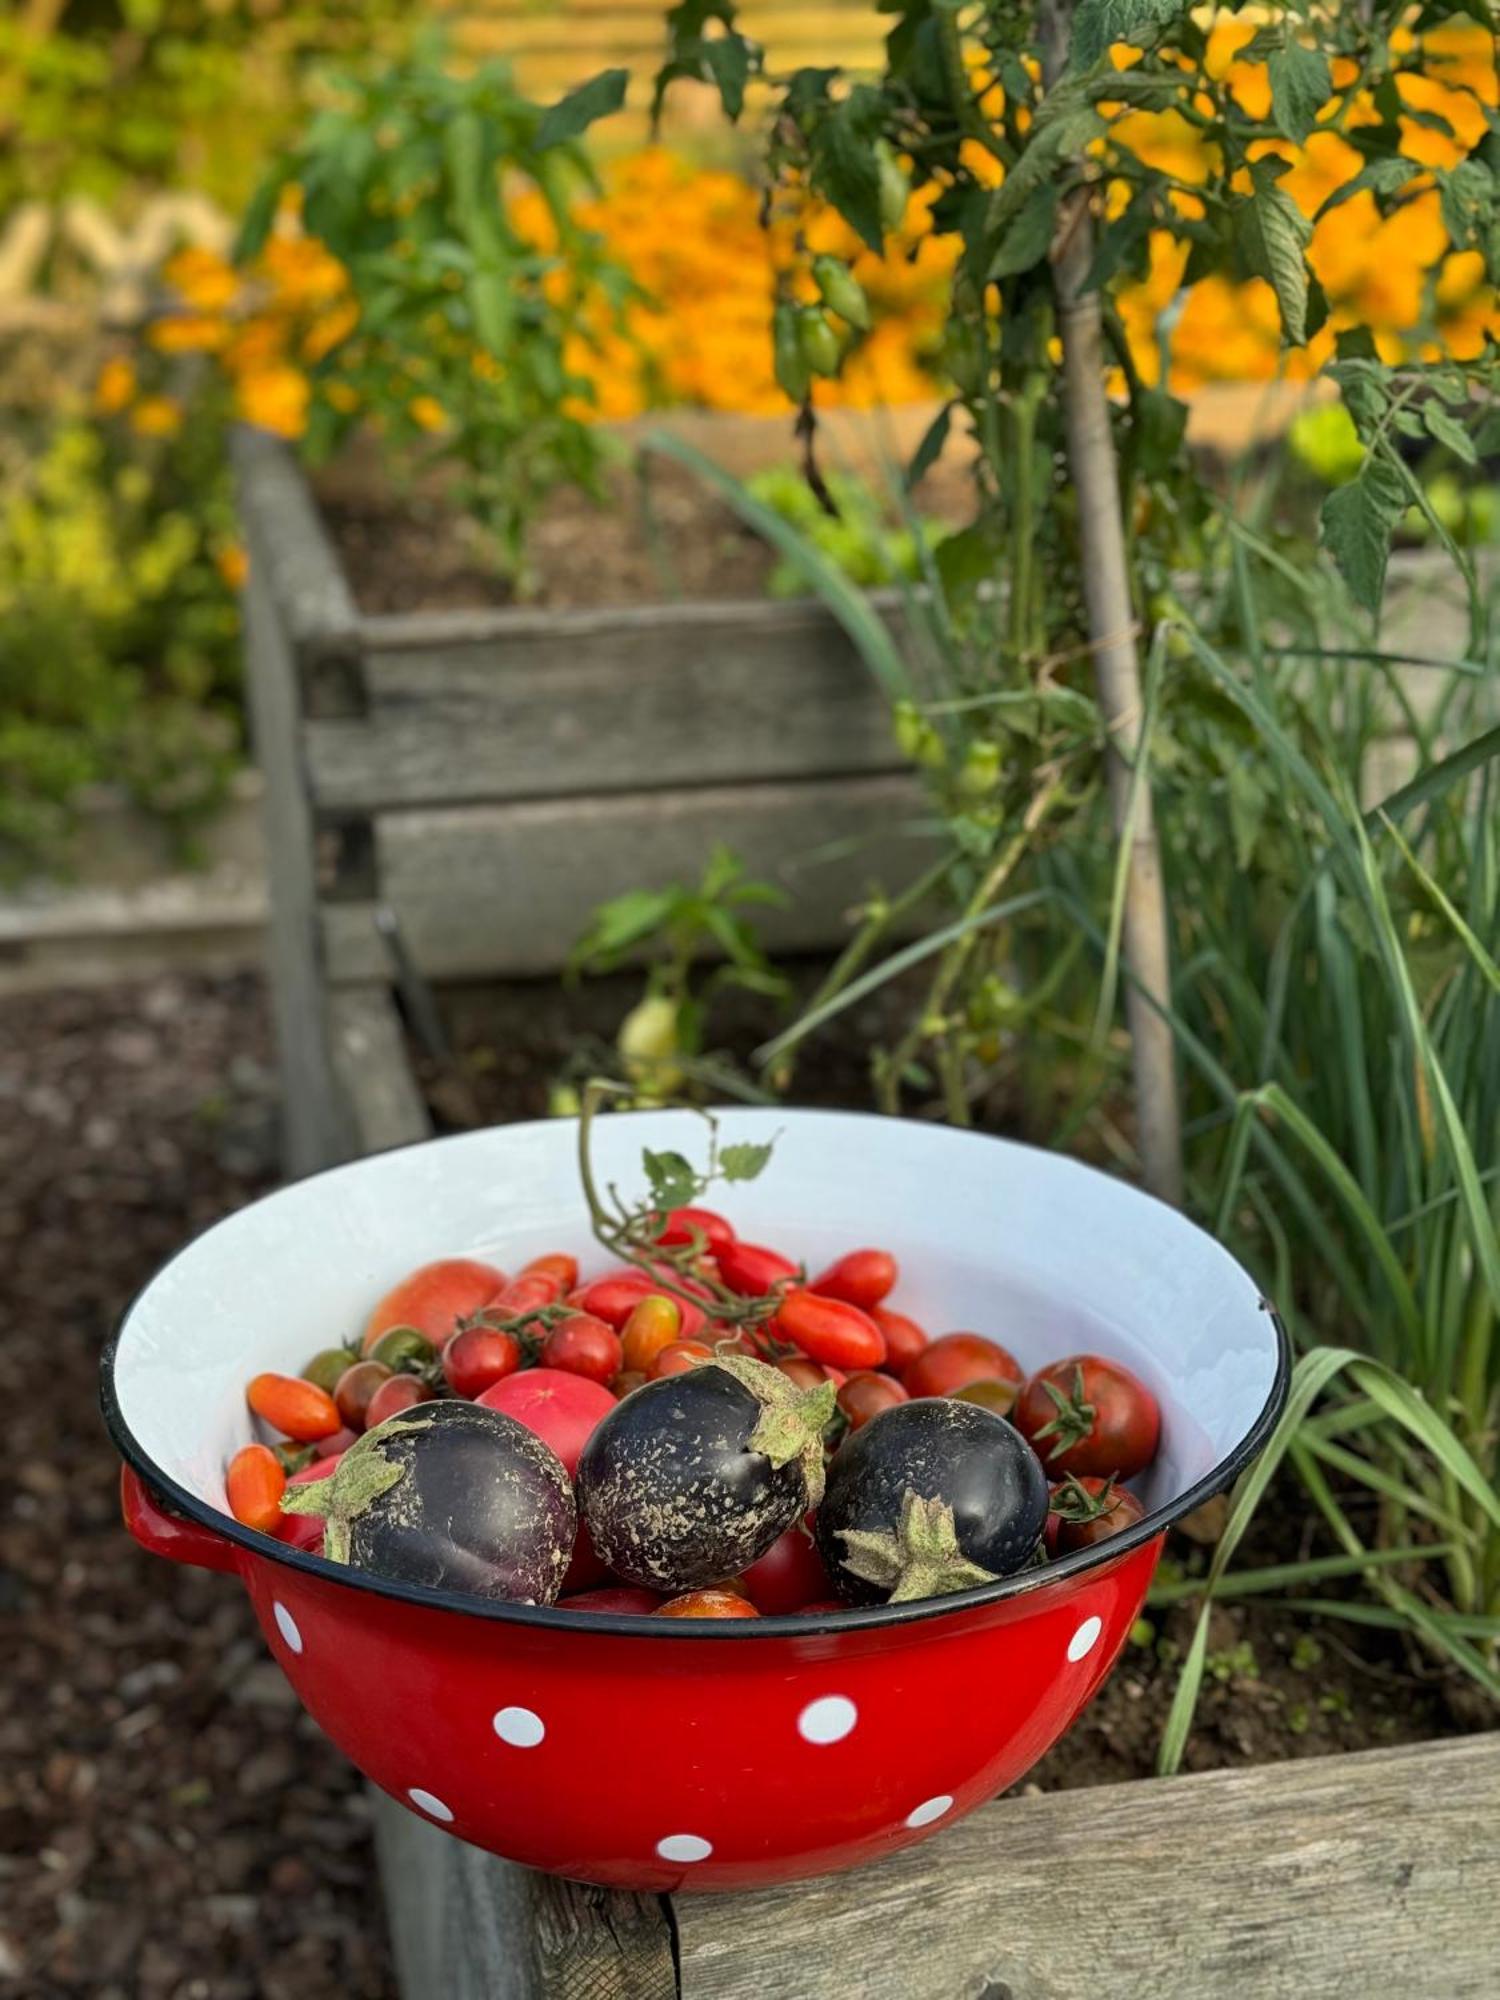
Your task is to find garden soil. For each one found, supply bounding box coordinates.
[1,973,1469,1998]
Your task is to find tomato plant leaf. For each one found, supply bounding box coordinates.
[988,181,1058,279]
[1268,38,1332,145]
[810,85,887,251]
[642,1148,698,1210]
[719,1139,775,1183]
[1237,160,1313,344]
[537,68,628,150]
[1423,403,1478,465]
[1320,453,1407,613]
[905,403,953,490]
[1070,0,1185,72]
[1313,156,1422,222]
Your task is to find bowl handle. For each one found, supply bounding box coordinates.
[121,1466,243,1575]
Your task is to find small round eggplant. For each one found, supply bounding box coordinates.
[815,1397,1048,1605]
[577,1354,833,1594]
[281,1397,575,1604]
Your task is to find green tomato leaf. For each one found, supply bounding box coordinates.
[1237,160,1313,345]
[988,182,1058,279]
[1313,157,1422,223]
[905,402,953,490]
[811,86,887,252]
[1320,453,1407,613]
[642,1148,698,1210]
[719,1140,775,1183]
[1268,39,1332,145]
[1422,403,1479,466]
[537,68,628,150]
[1070,0,1186,71]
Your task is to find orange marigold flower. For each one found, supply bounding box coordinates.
[408,394,447,432]
[216,543,249,591]
[165,245,240,314]
[303,299,360,364]
[148,313,229,355]
[236,365,310,439]
[95,356,136,415]
[129,396,184,438]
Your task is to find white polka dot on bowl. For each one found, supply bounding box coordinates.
[905,1794,953,1829]
[1067,1614,1103,1662]
[656,1833,712,1863]
[797,1694,858,1744]
[407,1788,454,1823]
[272,1601,302,1655]
[492,1705,545,1748]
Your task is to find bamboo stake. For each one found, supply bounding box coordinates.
[1039,0,1184,1205]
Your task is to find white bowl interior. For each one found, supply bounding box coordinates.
[113,1110,1278,1521]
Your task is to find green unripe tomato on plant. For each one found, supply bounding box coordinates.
[798,307,842,378]
[892,699,946,772]
[875,142,910,234]
[956,740,1002,801]
[812,255,871,330]
[773,302,811,403]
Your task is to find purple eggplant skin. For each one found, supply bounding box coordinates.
[344,1398,576,1604]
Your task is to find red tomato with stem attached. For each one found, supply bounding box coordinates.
[442,1324,523,1400]
[717,1240,799,1297]
[738,1523,830,1613]
[809,1248,898,1312]
[657,1206,736,1257]
[902,1332,1023,1401]
[477,1366,614,1477]
[225,1444,285,1533]
[246,1373,342,1443]
[836,1369,908,1433]
[872,1306,928,1375]
[1046,1474,1146,1554]
[774,1290,885,1370]
[541,1313,623,1385]
[362,1257,505,1354]
[1016,1356,1160,1479]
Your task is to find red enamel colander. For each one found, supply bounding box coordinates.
[103,1109,1288,1892]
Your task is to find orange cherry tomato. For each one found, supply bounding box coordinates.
[656,1589,760,1619]
[362,1257,505,1354]
[225,1443,286,1533]
[246,1372,342,1442]
[620,1293,683,1374]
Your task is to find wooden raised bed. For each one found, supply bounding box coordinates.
[237,422,1497,1993]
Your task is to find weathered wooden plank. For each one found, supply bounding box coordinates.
[306,598,906,814]
[326,984,433,1155]
[675,1734,1500,2000]
[322,771,935,984]
[233,427,362,713]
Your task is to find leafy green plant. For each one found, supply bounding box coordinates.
[237,38,639,577]
[569,843,791,1101]
[745,465,937,598]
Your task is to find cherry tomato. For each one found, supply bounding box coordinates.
[363,1374,434,1428]
[541,1313,623,1385]
[559,1586,664,1615]
[952,1377,1020,1418]
[619,1294,683,1374]
[777,1355,842,1393]
[836,1369,908,1433]
[279,1453,342,1549]
[477,1366,614,1477]
[1047,1474,1146,1554]
[333,1359,392,1431]
[301,1347,354,1393]
[809,1248,898,1312]
[648,1339,714,1380]
[656,1589,760,1619]
[225,1443,286,1532]
[313,1425,359,1459]
[246,1373,342,1443]
[872,1306,928,1374]
[656,1206,735,1257]
[1015,1356,1160,1479]
[442,1324,523,1400]
[612,1369,648,1398]
[571,1271,655,1329]
[717,1240,798,1297]
[484,1272,559,1322]
[520,1252,577,1297]
[774,1289,885,1370]
[368,1327,436,1374]
[362,1257,504,1354]
[738,1524,830,1613]
[902,1332,1023,1401]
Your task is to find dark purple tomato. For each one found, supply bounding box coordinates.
[576,1356,832,1595]
[280,1398,575,1605]
[814,1397,1048,1607]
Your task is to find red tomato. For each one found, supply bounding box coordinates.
[872,1306,928,1374]
[656,1206,736,1256]
[951,1378,1021,1418]
[477,1366,614,1477]
[520,1251,578,1297]
[541,1313,623,1385]
[648,1339,714,1380]
[279,1452,343,1550]
[835,1369,908,1433]
[362,1257,505,1354]
[809,1248,898,1311]
[902,1332,1023,1400]
[738,1524,830,1613]
[559,1586,664,1615]
[656,1590,760,1619]
[313,1425,359,1459]
[1016,1356,1160,1479]
[611,1369,648,1398]
[442,1324,523,1400]
[1047,1474,1147,1553]
[773,1289,885,1370]
[717,1240,798,1297]
[246,1373,342,1443]
[777,1355,844,1392]
[619,1294,683,1374]
[333,1359,392,1431]
[572,1271,654,1329]
[484,1272,559,1321]
[363,1374,433,1428]
[225,1443,285,1532]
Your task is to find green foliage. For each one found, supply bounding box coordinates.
[0,408,240,874]
[240,38,638,577]
[745,465,937,598]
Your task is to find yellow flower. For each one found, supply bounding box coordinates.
[129,396,184,438]
[236,366,310,439]
[165,246,240,314]
[216,542,249,591]
[303,299,360,364]
[260,234,349,312]
[408,395,447,432]
[148,313,228,355]
[95,356,136,414]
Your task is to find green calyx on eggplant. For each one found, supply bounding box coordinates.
[281,1397,575,1604]
[815,1397,1048,1605]
[577,1353,834,1595]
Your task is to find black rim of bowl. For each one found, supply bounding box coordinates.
[100,1114,1295,1641]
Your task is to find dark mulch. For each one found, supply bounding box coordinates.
[0,972,1469,1999]
[0,975,393,2000]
